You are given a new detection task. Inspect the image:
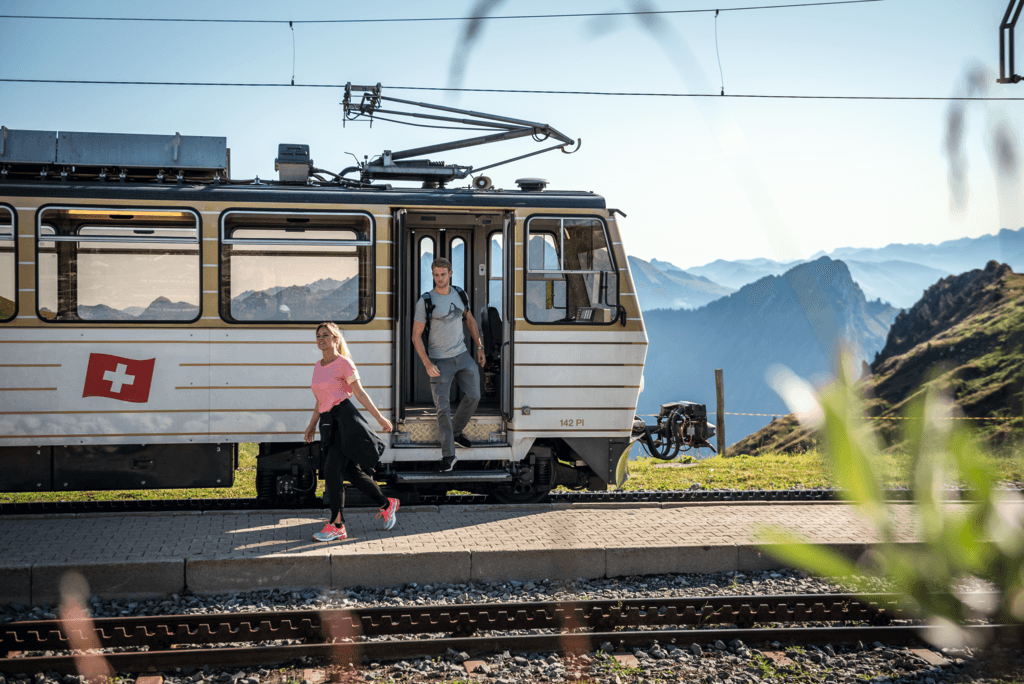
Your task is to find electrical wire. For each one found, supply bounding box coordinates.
[0,2,884,25]
[715,10,725,96]
[2,78,1021,101]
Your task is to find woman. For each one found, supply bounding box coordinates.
[304,322,398,541]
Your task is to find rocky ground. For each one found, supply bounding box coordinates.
[2,570,1021,684]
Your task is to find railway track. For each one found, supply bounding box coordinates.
[0,488,963,516]
[2,593,1018,675]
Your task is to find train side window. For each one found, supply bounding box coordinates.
[524,216,619,324]
[0,207,14,322]
[418,235,435,295]
[36,208,200,322]
[220,211,374,323]
[488,232,503,309]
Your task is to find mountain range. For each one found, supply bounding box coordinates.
[230,277,360,321]
[78,297,199,321]
[650,227,1023,310]
[729,260,1024,454]
[628,256,734,310]
[641,257,900,449]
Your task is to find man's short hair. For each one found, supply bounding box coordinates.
[431,257,453,272]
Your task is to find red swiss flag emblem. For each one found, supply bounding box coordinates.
[82,353,156,404]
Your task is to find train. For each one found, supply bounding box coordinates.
[0,88,714,505]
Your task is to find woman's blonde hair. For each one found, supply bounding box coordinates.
[316,322,352,360]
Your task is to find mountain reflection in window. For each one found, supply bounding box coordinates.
[220,212,374,323]
[36,208,201,323]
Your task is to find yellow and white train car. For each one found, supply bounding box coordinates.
[0,128,647,504]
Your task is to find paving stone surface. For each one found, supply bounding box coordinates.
[0,501,953,602]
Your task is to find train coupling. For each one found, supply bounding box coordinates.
[631,401,717,460]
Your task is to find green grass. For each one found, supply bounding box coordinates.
[2,445,1021,503]
[0,443,325,504]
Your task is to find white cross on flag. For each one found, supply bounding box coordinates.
[82,353,156,403]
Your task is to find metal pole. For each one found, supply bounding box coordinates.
[715,369,726,457]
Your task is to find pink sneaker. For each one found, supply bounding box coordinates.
[376,498,400,530]
[312,522,347,542]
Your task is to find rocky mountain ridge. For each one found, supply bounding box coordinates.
[730,261,1024,454]
[641,257,899,448]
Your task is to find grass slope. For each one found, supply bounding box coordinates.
[731,262,1024,456]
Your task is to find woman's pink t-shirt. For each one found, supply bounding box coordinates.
[311,356,360,413]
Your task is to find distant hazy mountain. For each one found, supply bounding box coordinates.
[686,258,800,291]
[628,256,733,311]
[78,298,199,321]
[648,258,715,284]
[842,260,950,310]
[231,277,360,321]
[78,304,132,320]
[681,229,1022,309]
[815,227,1023,273]
[137,297,199,320]
[641,257,899,447]
[235,277,348,302]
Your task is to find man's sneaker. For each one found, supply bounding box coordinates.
[453,433,472,449]
[312,523,347,542]
[376,497,400,531]
[438,455,458,472]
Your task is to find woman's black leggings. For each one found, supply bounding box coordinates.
[325,450,389,525]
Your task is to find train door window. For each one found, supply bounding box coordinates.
[418,235,435,294]
[488,232,503,309]
[220,211,374,323]
[450,236,466,290]
[36,207,200,322]
[524,216,619,324]
[0,207,14,322]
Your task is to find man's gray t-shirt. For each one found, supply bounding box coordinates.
[413,288,468,360]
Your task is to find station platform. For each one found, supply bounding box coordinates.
[0,501,928,606]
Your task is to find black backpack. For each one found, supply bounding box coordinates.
[421,286,469,346]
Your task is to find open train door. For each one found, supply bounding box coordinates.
[391,208,407,427]
[501,211,514,421]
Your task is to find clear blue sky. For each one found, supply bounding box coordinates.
[1,0,1020,268]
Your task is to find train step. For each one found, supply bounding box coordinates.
[395,470,513,484]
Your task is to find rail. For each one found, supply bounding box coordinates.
[3,593,1018,674]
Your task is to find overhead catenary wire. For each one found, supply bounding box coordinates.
[2,79,1022,101]
[715,9,726,96]
[0,1,883,25]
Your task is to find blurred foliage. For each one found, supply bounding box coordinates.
[758,357,1024,642]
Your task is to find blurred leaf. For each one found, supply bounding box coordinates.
[755,524,863,586]
[762,357,1023,630]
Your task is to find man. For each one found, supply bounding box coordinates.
[412,258,486,472]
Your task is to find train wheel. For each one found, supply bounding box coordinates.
[486,482,552,504]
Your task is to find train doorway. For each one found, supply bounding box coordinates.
[395,211,508,448]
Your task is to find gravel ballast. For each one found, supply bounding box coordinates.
[2,569,1021,684]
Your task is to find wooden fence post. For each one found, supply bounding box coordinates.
[715,368,726,457]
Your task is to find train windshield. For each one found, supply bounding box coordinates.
[524,217,619,323]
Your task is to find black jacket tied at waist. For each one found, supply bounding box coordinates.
[319,399,385,472]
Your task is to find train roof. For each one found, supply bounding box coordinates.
[0,180,608,210]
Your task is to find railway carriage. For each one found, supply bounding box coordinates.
[0,121,650,504]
